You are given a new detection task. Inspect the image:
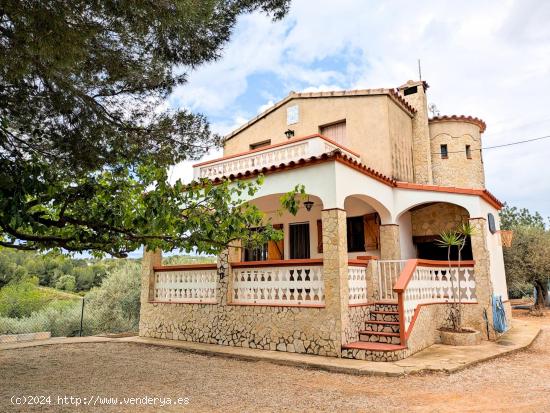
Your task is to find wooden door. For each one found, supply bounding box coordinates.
[267,224,284,260]
[363,213,380,250]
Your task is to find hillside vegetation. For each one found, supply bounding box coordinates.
[0,249,214,336]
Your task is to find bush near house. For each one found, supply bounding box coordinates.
[501,204,550,307]
[0,260,140,336]
[0,251,216,336]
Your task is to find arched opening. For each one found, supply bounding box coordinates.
[343,195,390,259]
[397,202,472,260]
[243,193,325,261]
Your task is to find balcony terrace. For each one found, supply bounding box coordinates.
[193,134,361,181]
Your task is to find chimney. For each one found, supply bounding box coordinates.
[397,80,432,185]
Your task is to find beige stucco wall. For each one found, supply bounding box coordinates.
[248,194,381,260]
[410,203,470,236]
[388,98,415,181]
[223,95,414,179]
[429,120,485,189]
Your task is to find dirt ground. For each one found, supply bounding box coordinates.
[1,310,550,413]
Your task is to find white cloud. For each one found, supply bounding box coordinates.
[257,99,276,114]
[168,0,550,217]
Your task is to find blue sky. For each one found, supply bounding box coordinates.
[169,0,550,220]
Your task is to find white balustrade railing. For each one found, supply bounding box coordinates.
[154,267,218,303]
[348,265,369,305]
[231,263,324,305]
[377,260,407,301]
[194,135,360,180]
[401,265,477,332]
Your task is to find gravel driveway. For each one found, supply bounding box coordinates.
[1,312,549,413]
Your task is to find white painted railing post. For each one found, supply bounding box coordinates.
[400,264,477,332]
[376,260,407,301]
[153,265,218,303]
[193,135,360,180]
[231,262,324,305]
[348,264,369,305]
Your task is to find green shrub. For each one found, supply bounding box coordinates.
[0,299,82,336]
[0,260,141,337]
[55,274,76,292]
[84,260,141,333]
[0,278,47,318]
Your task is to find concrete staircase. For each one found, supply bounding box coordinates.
[342,302,409,362]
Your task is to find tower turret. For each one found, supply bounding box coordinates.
[397,80,433,184]
[428,115,486,189]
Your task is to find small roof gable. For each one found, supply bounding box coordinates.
[224,87,417,142]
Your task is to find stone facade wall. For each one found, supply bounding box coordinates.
[410,203,470,236]
[429,120,485,189]
[140,209,355,358]
[140,250,341,357]
[405,302,492,355]
[140,302,340,356]
[379,224,401,259]
[345,305,370,344]
[469,217,498,340]
[321,209,350,346]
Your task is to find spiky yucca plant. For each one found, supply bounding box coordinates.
[437,230,464,331]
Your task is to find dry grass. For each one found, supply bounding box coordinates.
[2,316,550,412]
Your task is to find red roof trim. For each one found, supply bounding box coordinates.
[209,151,397,187]
[389,89,417,115]
[429,115,487,133]
[204,152,503,210]
[395,182,503,209]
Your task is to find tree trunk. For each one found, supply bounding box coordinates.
[534,280,548,309]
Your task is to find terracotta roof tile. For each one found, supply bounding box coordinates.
[207,150,503,209]
[389,88,417,115]
[210,150,397,186]
[429,115,487,133]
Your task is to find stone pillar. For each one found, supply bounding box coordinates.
[379,224,401,260]
[224,242,242,305]
[469,217,497,340]
[227,240,242,263]
[218,248,231,306]
[366,259,379,302]
[139,249,162,336]
[321,208,349,352]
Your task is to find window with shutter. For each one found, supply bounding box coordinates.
[320,120,346,145]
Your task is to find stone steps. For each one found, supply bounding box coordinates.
[342,300,408,361]
[362,320,400,333]
[370,310,399,322]
[341,341,409,362]
[359,330,401,344]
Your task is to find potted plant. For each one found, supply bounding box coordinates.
[436,223,481,346]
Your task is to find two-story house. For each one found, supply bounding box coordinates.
[139,80,510,361]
